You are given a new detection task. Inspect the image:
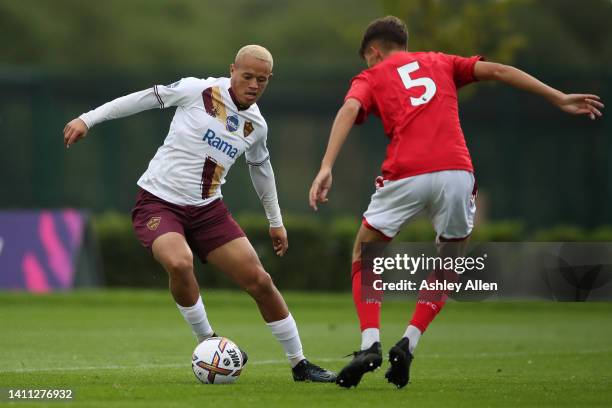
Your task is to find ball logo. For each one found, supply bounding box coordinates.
[227,348,241,367]
[226,115,239,132]
[147,216,161,231]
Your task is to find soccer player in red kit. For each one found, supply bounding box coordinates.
[309,16,604,388]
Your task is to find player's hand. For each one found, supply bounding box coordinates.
[309,167,332,211]
[63,118,89,148]
[269,226,288,257]
[556,94,604,120]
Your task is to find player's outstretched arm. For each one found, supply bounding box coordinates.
[62,80,194,148]
[473,61,604,120]
[309,98,361,211]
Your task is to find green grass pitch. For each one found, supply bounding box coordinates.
[1,290,611,407]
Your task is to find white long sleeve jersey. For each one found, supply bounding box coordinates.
[80,76,282,227]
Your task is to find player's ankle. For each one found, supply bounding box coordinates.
[361,328,380,350]
[403,325,421,354]
[196,330,215,343]
[289,355,306,368]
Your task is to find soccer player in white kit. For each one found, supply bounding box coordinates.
[63,45,336,382]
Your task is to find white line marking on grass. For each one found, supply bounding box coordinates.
[0,358,344,374]
[1,349,610,374]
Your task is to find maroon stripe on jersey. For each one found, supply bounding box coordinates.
[201,157,218,199]
[202,88,214,117]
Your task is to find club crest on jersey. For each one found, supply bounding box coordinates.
[147,216,161,231]
[243,121,254,137]
[203,129,238,159]
[226,115,239,132]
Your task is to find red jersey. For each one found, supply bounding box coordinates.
[345,51,483,180]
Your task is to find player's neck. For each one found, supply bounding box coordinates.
[383,49,406,59]
[228,88,250,111]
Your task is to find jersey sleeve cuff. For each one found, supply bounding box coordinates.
[269,217,283,228]
[78,113,94,129]
[471,55,486,82]
[344,96,368,124]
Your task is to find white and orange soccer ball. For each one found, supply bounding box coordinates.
[192,337,244,384]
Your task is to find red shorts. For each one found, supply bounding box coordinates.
[131,188,245,262]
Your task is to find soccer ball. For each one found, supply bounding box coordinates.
[192,337,244,384]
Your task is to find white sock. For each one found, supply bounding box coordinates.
[176,296,214,343]
[361,328,380,350]
[266,314,305,368]
[403,325,422,354]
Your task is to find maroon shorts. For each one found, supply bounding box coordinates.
[131,188,245,262]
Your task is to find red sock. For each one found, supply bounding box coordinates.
[409,269,456,332]
[409,299,445,333]
[352,261,381,331]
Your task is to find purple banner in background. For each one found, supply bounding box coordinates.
[0,210,86,292]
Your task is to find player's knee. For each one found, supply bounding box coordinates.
[245,268,274,297]
[164,254,193,276]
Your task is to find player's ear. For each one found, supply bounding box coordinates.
[373,46,384,59]
[230,63,236,75]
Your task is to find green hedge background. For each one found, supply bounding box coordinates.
[92,213,612,290]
